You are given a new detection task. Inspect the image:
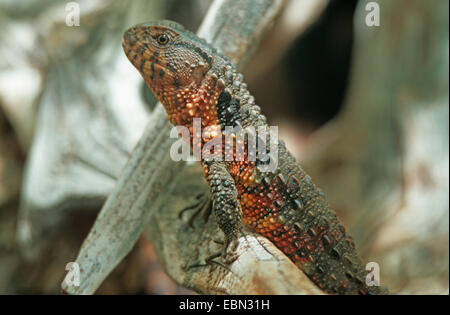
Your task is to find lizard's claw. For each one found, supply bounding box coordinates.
[179,193,212,228]
[188,236,240,270]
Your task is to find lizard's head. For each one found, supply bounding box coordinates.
[123,21,224,128]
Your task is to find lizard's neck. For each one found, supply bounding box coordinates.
[162,72,224,136]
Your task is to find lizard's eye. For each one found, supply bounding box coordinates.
[156,34,169,45]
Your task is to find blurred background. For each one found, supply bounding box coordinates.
[0,0,448,294]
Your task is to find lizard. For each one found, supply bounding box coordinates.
[122,20,388,295]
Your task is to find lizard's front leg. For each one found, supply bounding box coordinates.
[203,160,243,262]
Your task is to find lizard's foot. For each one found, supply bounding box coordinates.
[221,233,242,265]
[203,244,238,269]
[179,193,212,228]
[185,252,229,271]
[185,234,242,270]
[202,237,240,267]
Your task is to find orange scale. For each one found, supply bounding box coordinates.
[283,247,292,254]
